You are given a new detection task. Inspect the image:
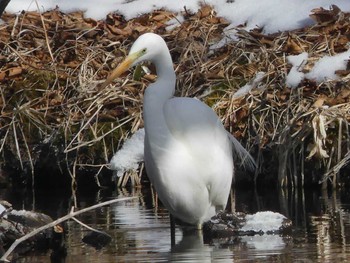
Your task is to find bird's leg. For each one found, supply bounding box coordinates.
[170,214,175,247]
[227,188,235,213]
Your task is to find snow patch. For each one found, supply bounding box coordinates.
[109,128,145,177]
[286,49,350,86]
[241,211,286,232]
[0,204,6,216]
[7,0,350,33]
[286,52,308,88]
[165,14,185,31]
[233,72,265,98]
[306,49,350,83]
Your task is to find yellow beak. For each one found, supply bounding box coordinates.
[100,51,142,89]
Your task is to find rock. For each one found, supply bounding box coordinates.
[82,231,112,249]
[203,211,292,238]
[6,210,52,228]
[0,200,63,256]
[203,212,246,238]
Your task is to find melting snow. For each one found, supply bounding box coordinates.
[165,14,185,32]
[0,204,6,217]
[286,49,350,87]
[286,52,308,88]
[233,72,265,98]
[306,49,350,83]
[109,128,145,177]
[6,0,350,33]
[241,211,286,232]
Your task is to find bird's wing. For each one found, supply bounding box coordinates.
[163,97,255,170]
[163,97,226,150]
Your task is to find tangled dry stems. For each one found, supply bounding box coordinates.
[0,5,349,187]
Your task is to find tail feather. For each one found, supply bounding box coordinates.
[227,132,256,171]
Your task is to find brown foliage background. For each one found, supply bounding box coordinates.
[0,5,349,187]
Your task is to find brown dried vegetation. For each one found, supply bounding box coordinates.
[0,5,349,188]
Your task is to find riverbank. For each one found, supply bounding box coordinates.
[0,5,349,189]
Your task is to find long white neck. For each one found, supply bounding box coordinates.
[143,46,176,145]
[147,48,176,99]
[144,46,176,112]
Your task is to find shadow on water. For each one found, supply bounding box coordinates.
[2,182,350,262]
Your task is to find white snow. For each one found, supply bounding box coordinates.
[285,50,350,87]
[8,209,31,216]
[165,14,185,32]
[306,49,350,83]
[286,52,308,88]
[109,128,145,177]
[233,72,265,98]
[240,211,286,233]
[6,0,350,34]
[0,204,6,217]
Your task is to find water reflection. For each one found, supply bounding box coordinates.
[111,189,177,258]
[2,185,350,262]
[170,231,233,262]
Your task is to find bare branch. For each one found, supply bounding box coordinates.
[0,196,138,262]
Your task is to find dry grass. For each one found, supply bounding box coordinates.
[0,5,349,188]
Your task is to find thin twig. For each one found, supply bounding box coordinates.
[35,0,54,63]
[72,217,106,234]
[320,151,350,184]
[0,196,138,262]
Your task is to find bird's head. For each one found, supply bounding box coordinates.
[129,33,165,66]
[100,33,165,89]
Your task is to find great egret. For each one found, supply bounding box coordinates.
[101,33,254,229]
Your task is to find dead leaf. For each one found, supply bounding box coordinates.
[198,5,213,18]
[152,14,167,22]
[0,67,23,80]
[143,74,157,81]
[310,5,341,24]
[0,71,5,81]
[307,114,329,159]
[283,36,304,54]
[313,96,325,108]
[107,24,132,36]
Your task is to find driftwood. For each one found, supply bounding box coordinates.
[0,196,138,262]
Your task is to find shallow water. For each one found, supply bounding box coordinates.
[2,185,350,262]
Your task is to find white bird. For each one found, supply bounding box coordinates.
[101,33,254,229]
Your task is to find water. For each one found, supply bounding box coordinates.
[2,185,350,262]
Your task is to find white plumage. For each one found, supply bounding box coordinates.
[102,33,254,228]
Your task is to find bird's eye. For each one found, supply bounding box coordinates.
[141,48,147,54]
